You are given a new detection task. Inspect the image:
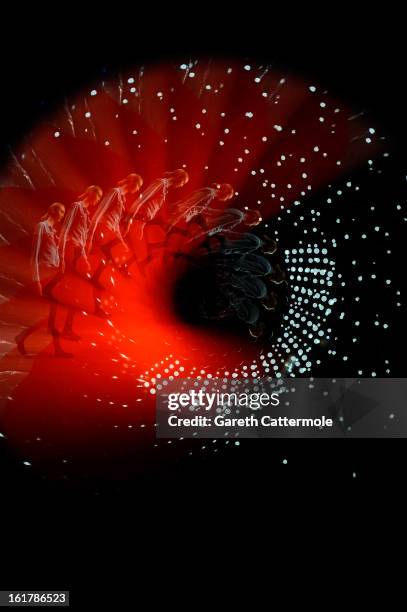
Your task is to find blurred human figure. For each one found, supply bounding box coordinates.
[167,182,234,232]
[139,183,234,270]
[60,185,103,275]
[189,208,276,260]
[124,169,189,239]
[120,169,189,276]
[88,174,143,257]
[186,206,261,245]
[15,202,73,357]
[55,184,103,322]
[87,174,142,315]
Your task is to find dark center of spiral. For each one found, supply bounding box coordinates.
[172,233,289,341]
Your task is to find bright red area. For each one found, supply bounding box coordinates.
[0,60,376,463]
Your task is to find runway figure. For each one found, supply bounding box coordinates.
[167,182,234,233]
[120,169,189,275]
[15,202,74,357]
[140,182,234,269]
[124,169,189,239]
[56,184,103,320]
[87,174,142,315]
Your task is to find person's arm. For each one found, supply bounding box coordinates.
[81,240,90,266]
[129,181,161,214]
[31,223,44,292]
[59,204,78,270]
[168,193,210,231]
[87,190,116,252]
[114,191,129,247]
[115,225,128,247]
[112,195,128,247]
[124,181,162,234]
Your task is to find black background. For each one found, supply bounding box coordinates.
[0,3,405,600]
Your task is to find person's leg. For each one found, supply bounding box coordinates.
[118,255,137,277]
[193,233,225,257]
[52,246,85,334]
[16,270,62,355]
[15,320,44,355]
[138,223,198,271]
[87,236,114,316]
[90,265,112,318]
[100,238,121,265]
[91,258,108,290]
[60,307,81,341]
[93,289,110,318]
[184,213,209,240]
[141,226,188,259]
[117,230,140,277]
[119,218,165,276]
[15,303,73,357]
[42,273,64,333]
[91,232,127,284]
[47,302,58,335]
[42,271,63,301]
[136,239,172,273]
[47,302,73,357]
[71,246,84,268]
